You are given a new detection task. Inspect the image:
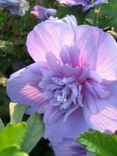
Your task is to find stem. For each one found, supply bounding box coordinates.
[93,8,100,26]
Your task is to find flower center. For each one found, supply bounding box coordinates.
[53,77,83,109]
[39,64,110,111]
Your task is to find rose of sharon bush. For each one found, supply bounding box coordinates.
[7,16,117,146]
[57,0,108,11]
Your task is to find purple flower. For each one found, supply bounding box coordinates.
[30,5,56,20]
[52,138,95,156]
[57,0,108,11]
[7,16,117,145]
[0,0,29,16]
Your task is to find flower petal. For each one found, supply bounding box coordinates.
[52,138,87,156]
[44,106,89,143]
[7,63,48,114]
[76,25,117,80]
[60,44,80,67]
[96,31,117,80]
[26,19,75,62]
[30,5,56,20]
[76,25,102,69]
[83,80,117,132]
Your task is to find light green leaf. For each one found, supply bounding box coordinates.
[78,130,117,156]
[0,118,4,130]
[0,122,27,150]
[0,146,29,156]
[9,103,28,124]
[21,113,44,153]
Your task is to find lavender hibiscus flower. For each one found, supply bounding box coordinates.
[7,16,117,147]
[31,5,56,20]
[0,0,29,16]
[57,0,108,11]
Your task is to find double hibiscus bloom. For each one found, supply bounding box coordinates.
[7,15,117,155]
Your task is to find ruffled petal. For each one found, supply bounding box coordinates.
[44,106,89,143]
[83,80,117,132]
[7,63,48,114]
[60,44,80,67]
[26,18,75,62]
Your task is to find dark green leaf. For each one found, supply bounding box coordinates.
[0,40,16,54]
[0,118,4,130]
[78,130,117,156]
[21,113,44,153]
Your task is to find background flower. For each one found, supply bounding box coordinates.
[0,0,29,16]
[31,5,56,20]
[57,0,108,11]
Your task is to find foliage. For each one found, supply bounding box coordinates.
[78,130,117,156]
[21,113,44,153]
[0,103,45,156]
[0,122,28,156]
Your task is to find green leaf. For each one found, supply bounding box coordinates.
[85,0,117,31]
[21,113,44,153]
[56,5,86,24]
[97,0,117,31]
[9,103,28,124]
[0,118,4,130]
[78,130,117,156]
[0,122,27,150]
[0,146,29,156]
[0,40,16,54]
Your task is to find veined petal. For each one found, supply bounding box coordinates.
[6,63,48,114]
[83,80,117,132]
[26,18,75,62]
[76,25,117,80]
[76,25,101,69]
[96,31,117,80]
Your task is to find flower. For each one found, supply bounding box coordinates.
[52,138,95,156]
[7,16,117,145]
[0,0,29,16]
[57,0,108,11]
[30,5,56,20]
